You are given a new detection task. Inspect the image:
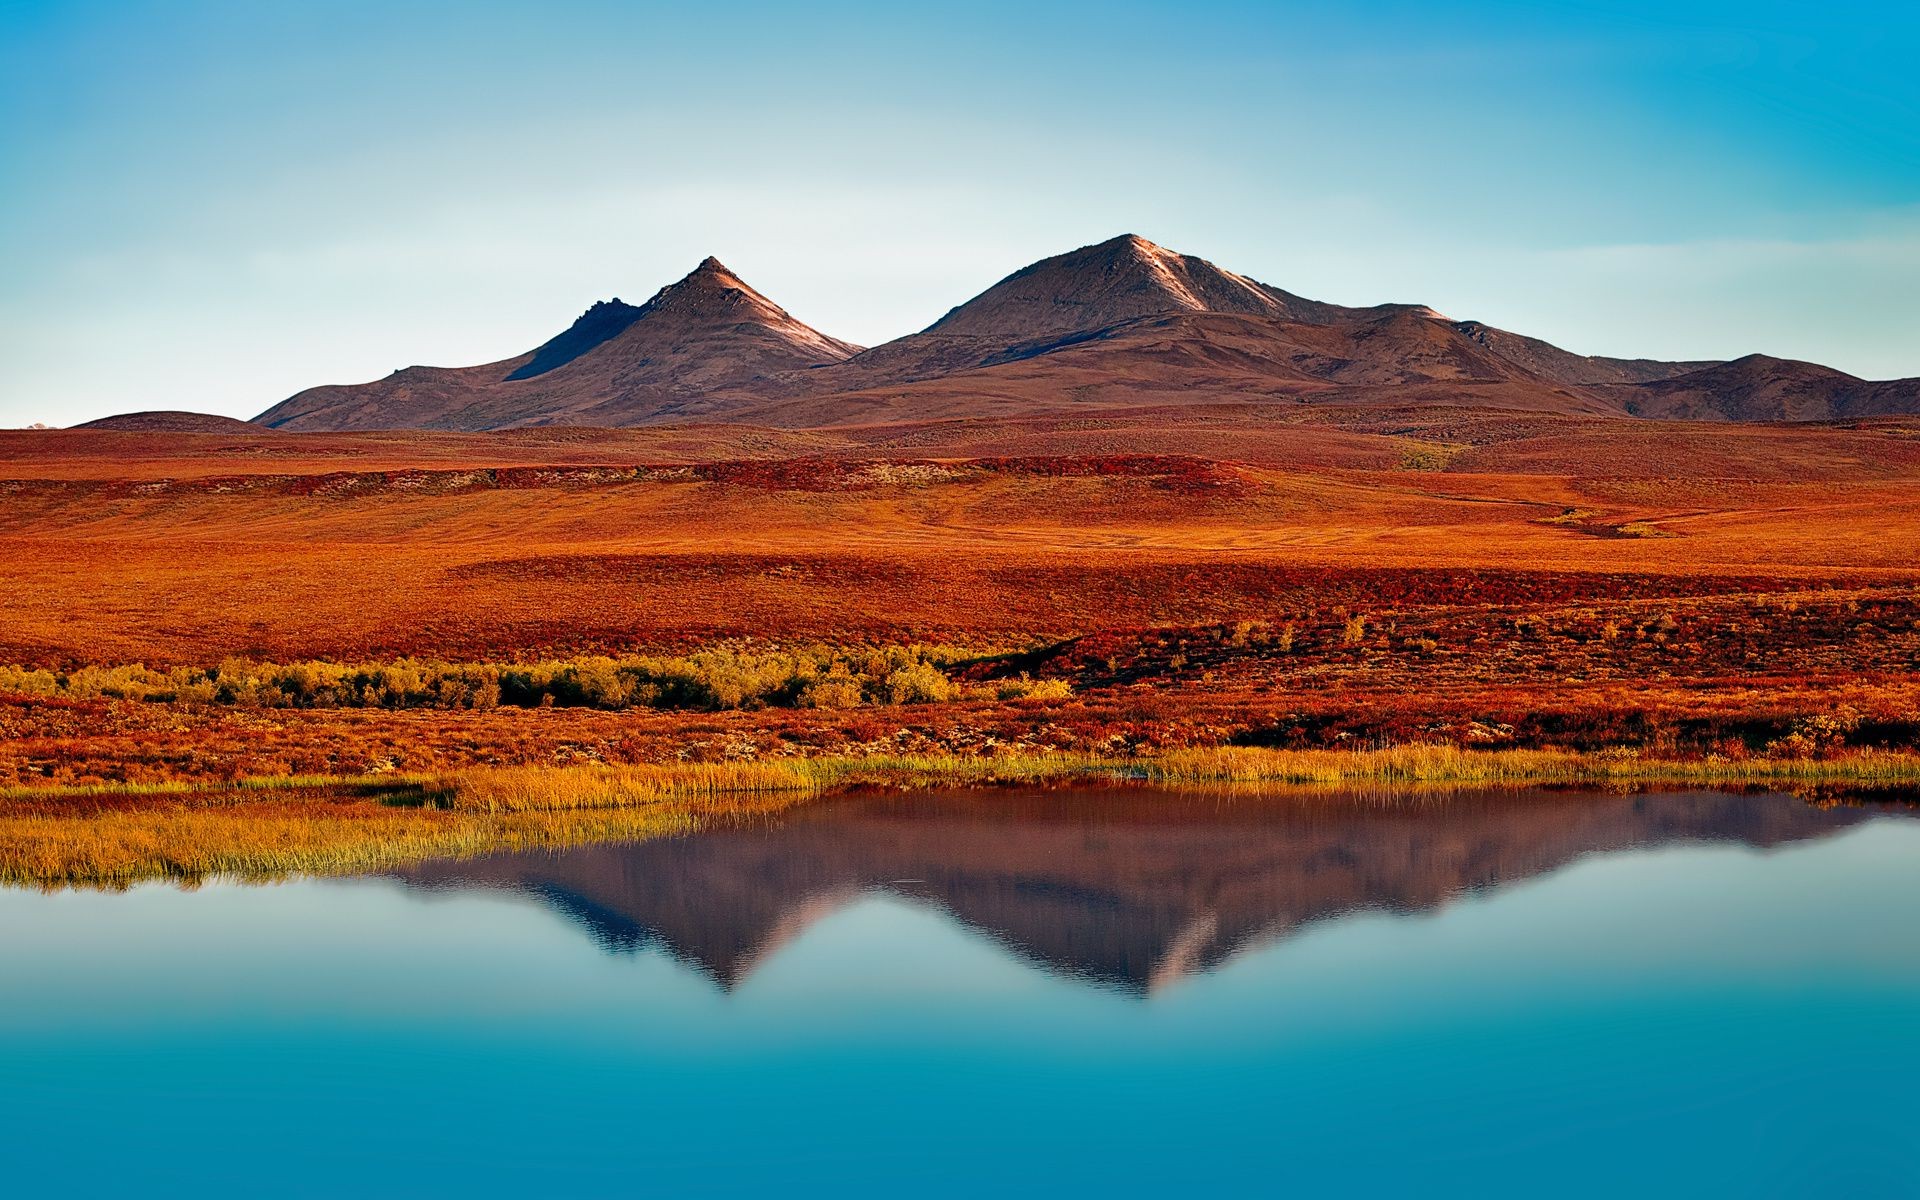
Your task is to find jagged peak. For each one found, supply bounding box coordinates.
[1091,232,1161,256]
[1023,233,1183,274]
[687,255,738,282]
[504,296,648,381]
[644,255,785,317]
[496,256,860,385]
[503,260,792,385]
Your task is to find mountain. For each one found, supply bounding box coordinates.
[253,258,860,432]
[735,234,1625,423]
[933,234,1427,335]
[246,233,1920,431]
[1613,354,1920,421]
[75,410,258,433]
[811,232,1450,388]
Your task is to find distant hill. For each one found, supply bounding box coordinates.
[76,410,258,433]
[246,234,1920,431]
[1612,354,1920,421]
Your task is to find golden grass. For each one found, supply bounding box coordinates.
[0,791,700,889]
[442,752,1123,813]
[0,773,433,801]
[7,745,1920,888]
[444,760,826,812]
[1136,744,1920,786]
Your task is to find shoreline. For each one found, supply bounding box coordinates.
[5,744,1918,888]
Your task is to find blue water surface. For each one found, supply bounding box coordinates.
[3,787,1917,1197]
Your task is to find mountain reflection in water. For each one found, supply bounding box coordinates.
[394,785,1912,994]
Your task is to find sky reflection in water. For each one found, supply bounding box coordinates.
[4,786,1918,1196]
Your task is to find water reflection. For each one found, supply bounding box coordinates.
[395,785,1912,993]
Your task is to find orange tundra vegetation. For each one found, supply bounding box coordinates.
[2,414,1919,798]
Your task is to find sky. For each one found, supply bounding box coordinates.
[2,0,1917,427]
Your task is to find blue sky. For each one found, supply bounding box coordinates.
[3,0,1917,426]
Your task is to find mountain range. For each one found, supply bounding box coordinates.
[241,233,1920,431]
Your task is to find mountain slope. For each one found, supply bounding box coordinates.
[735,307,1618,427]
[1450,321,1715,386]
[253,258,860,432]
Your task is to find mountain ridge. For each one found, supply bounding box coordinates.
[236,235,1920,432]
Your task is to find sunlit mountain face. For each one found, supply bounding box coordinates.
[394,785,1909,994]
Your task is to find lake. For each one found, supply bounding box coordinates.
[4,785,1918,1196]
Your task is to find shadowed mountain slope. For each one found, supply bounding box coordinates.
[253,258,861,432]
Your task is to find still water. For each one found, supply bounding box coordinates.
[4,785,1919,1196]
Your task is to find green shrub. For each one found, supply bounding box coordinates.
[798,674,865,709]
[994,674,1072,701]
[883,662,955,705]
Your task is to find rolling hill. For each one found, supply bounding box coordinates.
[75,410,259,433]
[1612,354,1920,421]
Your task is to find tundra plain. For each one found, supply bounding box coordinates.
[6,407,1919,797]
